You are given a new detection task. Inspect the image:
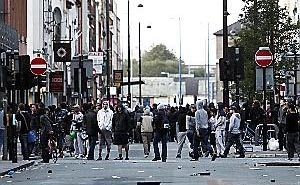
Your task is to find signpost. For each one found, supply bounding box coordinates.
[255,47,273,152]
[30,57,47,75]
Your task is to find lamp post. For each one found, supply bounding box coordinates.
[127,0,131,107]
[222,0,229,107]
[138,4,143,105]
[106,0,110,104]
[179,17,182,105]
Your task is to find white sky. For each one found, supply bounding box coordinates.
[115,0,244,65]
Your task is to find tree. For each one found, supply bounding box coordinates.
[122,44,205,77]
[234,0,300,101]
[142,44,178,62]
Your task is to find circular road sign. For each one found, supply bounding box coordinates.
[255,49,273,67]
[30,57,47,75]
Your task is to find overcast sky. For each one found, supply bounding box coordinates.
[115,0,244,65]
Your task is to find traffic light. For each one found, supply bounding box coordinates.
[219,58,234,81]
[228,47,244,80]
[219,47,244,81]
[16,55,37,90]
[0,66,7,91]
[38,74,47,87]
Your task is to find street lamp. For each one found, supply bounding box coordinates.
[138,3,143,105]
[222,0,229,107]
[137,4,151,106]
[127,0,131,107]
[178,17,182,105]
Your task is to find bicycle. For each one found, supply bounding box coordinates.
[48,133,58,163]
[241,120,256,144]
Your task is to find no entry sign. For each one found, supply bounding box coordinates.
[31,57,47,75]
[255,49,273,67]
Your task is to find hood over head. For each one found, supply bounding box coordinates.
[196,100,204,110]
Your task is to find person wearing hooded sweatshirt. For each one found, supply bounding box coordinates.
[152,104,169,162]
[112,103,130,160]
[191,100,217,161]
[214,107,226,157]
[223,106,245,158]
[97,101,113,160]
[137,109,153,158]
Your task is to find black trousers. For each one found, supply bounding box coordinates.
[88,135,98,159]
[224,133,244,157]
[40,133,50,163]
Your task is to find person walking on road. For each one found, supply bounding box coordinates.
[0,104,6,159]
[278,100,288,151]
[214,107,226,157]
[186,104,196,157]
[137,108,153,158]
[223,106,245,158]
[176,106,187,158]
[71,104,84,159]
[97,101,113,160]
[285,104,300,161]
[83,103,99,160]
[112,104,131,160]
[16,103,32,160]
[191,100,217,161]
[152,104,169,162]
[40,107,53,163]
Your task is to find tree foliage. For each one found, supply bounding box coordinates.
[122,44,205,77]
[142,44,177,62]
[234,0,300,100]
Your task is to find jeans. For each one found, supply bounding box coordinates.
[193,128,213,159]
[177,131,187,155]
[0,129,4,155]
[74,131,84,155]
[153,131,168,160]
[141,132,152,155]
[19,134,29,160]
[186,130,195,150]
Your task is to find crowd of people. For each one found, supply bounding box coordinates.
[0,98,299,163]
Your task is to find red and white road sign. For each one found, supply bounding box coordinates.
[255,49,273,67]
[30,57,47,75]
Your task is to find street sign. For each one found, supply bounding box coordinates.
[49,71,64,92]
[256,66,274,91]
[255,48,273,67]
[30,57,47,75]
[88,52,103,74]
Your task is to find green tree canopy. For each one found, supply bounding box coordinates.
[234,0,300,101]
[122,44,205,77]
[142,43,177,62]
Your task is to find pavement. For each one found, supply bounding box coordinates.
[0,142,295,177]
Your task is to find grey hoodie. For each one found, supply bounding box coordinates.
[195,100,208,130]
[229,113,241,134]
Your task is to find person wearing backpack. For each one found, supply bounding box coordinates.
[152,104,169,162]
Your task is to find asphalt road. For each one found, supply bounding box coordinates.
[0,142,300,185]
